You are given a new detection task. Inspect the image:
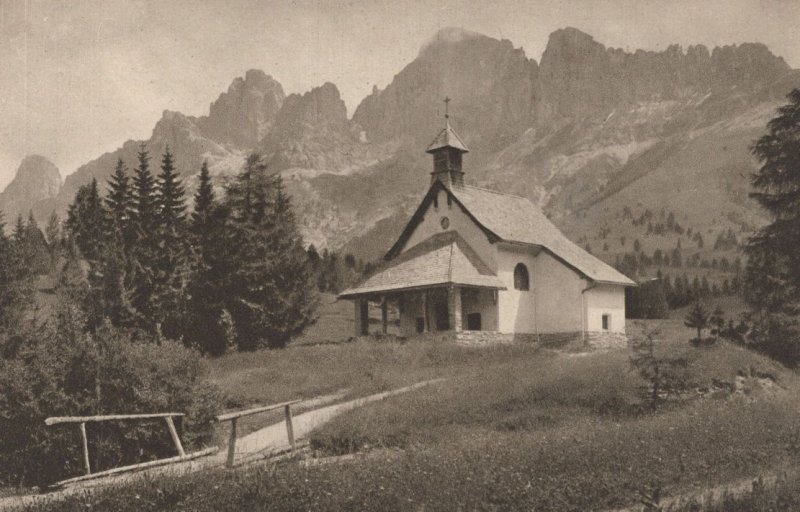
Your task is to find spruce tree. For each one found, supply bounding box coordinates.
[13,214,25,244]
[156,147,186,232]
[132,144,157,235]
[748,88,800,294]
[65,179,107,261]
[24,211,51,275]
[130,144,159,329]
[224,155,318,349]
[186,160,234,354]
[684,301,710,340]
[152,147,189,339]
[106,158,135,246]
[191,161,214,233]
[743,88,800,364]
[44,211,61,248]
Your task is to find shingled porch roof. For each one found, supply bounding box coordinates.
[339,231,505,299]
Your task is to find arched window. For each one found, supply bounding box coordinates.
[514,263,529,291]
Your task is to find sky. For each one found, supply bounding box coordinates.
[1,0,799,188]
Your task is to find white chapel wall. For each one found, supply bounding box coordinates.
[585,284,626,333]
[496,247,538,333]
[533,250,586,334]
[401,189,497,269]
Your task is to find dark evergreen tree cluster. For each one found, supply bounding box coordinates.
[0,211,44,336]
[63,149,319,354]
[625,279,669,319]
[713,228,739,251]
[308,245,369,294]
[743,88,800,366]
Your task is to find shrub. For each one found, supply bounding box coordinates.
[0,307,223,487]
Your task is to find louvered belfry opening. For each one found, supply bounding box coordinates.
[426,104,469,189]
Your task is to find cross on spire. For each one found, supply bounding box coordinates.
[444,97,450,120]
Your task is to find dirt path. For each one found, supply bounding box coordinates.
[0,378,446,510]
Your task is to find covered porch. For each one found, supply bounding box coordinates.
[346,285,500,338]
[338,231,505,338]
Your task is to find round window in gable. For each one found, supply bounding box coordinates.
[440,217,450,230]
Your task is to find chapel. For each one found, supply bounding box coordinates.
[339,107,634,347]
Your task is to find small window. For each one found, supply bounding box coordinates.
[602,314,610,331]
[433,195,439,208]
[416,318,425,333]
[513,263,530,291]
[466,313,482,331]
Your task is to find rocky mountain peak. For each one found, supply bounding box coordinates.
[259,82,382,172]
[3,155,61,201]
[199,69,285,150]
[419,27,486,55]
[0,155,62,225]
[535,27,794,121]
[353,27,536,150]
[267,82,351,144]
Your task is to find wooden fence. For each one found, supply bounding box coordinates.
[215,399,301,467]
[45,413,218,487]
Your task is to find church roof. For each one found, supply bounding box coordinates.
[425,120,470,154]
[450,185,635,285]
[339,231,505,299]
[386,182,635,287]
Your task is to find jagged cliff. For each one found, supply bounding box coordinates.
[198,69,285,150]
[0,155,62,225]
[3,27,799,261]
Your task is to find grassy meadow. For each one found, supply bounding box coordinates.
[18,314,800,511]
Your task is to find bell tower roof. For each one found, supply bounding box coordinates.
[426,119,470,154]
[426,97,469,154]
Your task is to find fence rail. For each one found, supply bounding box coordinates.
[216,399,302,467]
[45,412,215,487]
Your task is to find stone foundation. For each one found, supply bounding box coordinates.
[351,330,628,350]
[585,331,628,350]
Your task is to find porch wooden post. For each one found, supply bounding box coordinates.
[448,286,462,332]
[381,297,389,334]
[422,291,429,332]
[355,298,369,336]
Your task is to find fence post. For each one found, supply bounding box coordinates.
[165,416,186,457]
[284,404,295,452]
[79,422,91,476]
[226,418,238,467]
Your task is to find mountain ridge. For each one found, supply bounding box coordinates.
[1,27,797,265]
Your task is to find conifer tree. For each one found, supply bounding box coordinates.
[106,158,135,246]
[156,147,186,232]
[44,211,61,248]
[191,161,214,232]
[65,179,107,261]
[130,144,159,328]
[92,159,138,329]
[185,160,234,354]
[132,144,157,235]
[742,88,800,364]
[0,210,22,331]
[13,214,25,244]
[684,301,710,340]
[224,155,318,349]
[24,211,51,275]
[151,147,189,339]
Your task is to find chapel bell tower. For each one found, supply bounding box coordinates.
[426,97,469,188]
